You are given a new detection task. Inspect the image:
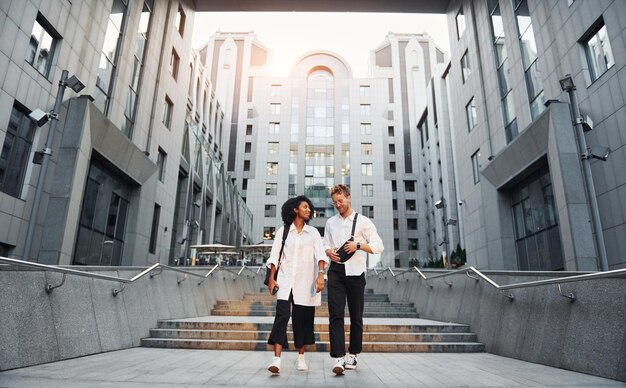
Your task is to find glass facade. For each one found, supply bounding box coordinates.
[305,69,335,218]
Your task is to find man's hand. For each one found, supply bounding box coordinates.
[326,248,341,263]
[315,273,325,293]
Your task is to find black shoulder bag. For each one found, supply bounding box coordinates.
[264,224,289,294]
[337,213,359,263]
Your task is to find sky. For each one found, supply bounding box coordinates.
[192,12,450,78]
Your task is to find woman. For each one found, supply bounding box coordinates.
[266,195,328,374]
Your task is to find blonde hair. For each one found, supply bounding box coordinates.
[330,184,351,197]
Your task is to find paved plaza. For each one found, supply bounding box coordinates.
[0,347,624,387]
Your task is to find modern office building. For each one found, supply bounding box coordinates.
[443,0,626,270]
[0,0,251,266]
[199,31,455,267]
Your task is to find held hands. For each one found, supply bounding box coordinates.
[315,273,325,293]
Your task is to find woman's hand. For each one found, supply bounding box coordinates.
[315,273,325,293]
[268,278,279,295]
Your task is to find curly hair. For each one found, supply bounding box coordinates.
[281,195,315,225]
[330,184,351,197]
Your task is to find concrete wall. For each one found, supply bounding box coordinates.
[366,269,626,382]
[0,265,263,371]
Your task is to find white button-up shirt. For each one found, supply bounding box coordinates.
[266,224,328,306]
[323,210,384,276]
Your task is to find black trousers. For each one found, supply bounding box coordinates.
[268,291,315,349]
[327,261,366,357]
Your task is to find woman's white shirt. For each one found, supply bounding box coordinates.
[266,224,328,306]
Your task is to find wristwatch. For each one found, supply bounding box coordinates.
[356,242,361,250]
[319,268,326,275]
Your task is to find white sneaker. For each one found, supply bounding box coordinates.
[345,354,357,370]
[297,354,308,371]
[268,356,281,374]
[332,357,345,375]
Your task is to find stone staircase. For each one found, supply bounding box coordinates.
[141,289,484,353]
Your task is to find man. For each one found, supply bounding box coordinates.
[323,184,384,375]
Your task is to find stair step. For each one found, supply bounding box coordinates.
[156,320,472,333]
[149,328,478,343]
[141,338,485,352]
[142,289,483,354]
[208,310,420,318]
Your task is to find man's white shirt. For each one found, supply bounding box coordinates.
[266,223,328,306]
[323,210,384,276]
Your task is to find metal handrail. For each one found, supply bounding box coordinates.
[391,265,626,301]
[0,257,259,294]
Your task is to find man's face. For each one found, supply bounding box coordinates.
[331,192,351,215]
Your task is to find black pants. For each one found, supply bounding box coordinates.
[327,262,366,357]
[268,291,315,349]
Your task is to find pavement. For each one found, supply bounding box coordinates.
[0,347,624,387]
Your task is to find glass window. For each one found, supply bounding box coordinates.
[246,125,253,135]
[584,23,615,81]
[406,200,416,211]
[270,85,281,96]
[263,226,276,240]
[405,180,415,192]
[148,204,160,254]
[170,49,179,79]
[270,103,281,115]
[360,123,371,135]
[409,238,419,250]
[388,126,394,136]
[361,163,373,176]
[466,97,477,131]
[162,96,173,128]
[362,184,374,197]
[94,0,128,115]
[471,150,481,184]
[456,7,466,39]
[389,162,396,173]
[243,160,250,171]
[359,85,370,97]
[389,144,395,154]
[362,206,374,219]
[74,160,131,266]
[360,104,371,116]
[268,142,279,155]
[156,148,166,182]
[505,118,519,144]
[269,122,280,134]
[361,143,372,155]
[245,142,251,153]
[264,205,276,218]
[0,103,36,197]
[175,5,185,36]
[407,219,417,230]
[266,162,278,175]
[461,51,471,83]
[266,183,277,195]
[490,2,504,40]
[26,14,58,78]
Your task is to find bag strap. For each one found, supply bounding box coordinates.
[276,223,290,270]
[350,213,358,239]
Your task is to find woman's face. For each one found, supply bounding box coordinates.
[294,201,311,221]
